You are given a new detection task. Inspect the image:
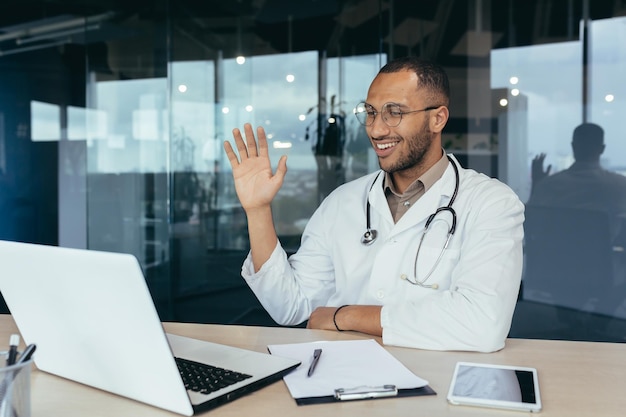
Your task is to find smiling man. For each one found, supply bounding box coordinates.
[223,56,524,352]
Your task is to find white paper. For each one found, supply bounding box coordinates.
[268,339,428,399]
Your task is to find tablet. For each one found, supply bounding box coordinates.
[447,362,542,413]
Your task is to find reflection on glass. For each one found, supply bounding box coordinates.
[524,123,626,318]
[31,101,61,142]
[0,113,5,173]
[67,106,107,141]
[492,15,626,329]
[491,41,582,202]
[453,365,523,402]
[91,78,168,173]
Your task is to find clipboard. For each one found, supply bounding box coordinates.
[294,384,437,405]
[268,339,436,405]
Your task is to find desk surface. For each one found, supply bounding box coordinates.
[2,314,625,417]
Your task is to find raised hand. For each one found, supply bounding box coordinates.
[531,153,551,185]
[223,124,288,213]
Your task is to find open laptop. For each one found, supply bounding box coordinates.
[0,240,300,415]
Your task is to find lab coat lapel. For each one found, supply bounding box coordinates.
[367,172,394,229]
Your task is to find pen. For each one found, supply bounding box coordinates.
[17,344,36,365]
[307,348,322,377]
[6,334,19,366]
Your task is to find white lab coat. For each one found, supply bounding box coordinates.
[242,154,525,352]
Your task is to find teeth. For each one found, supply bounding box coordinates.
[376,142,398,150]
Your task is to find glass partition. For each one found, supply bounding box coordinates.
[1,0,625,342]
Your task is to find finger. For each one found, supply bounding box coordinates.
[222,141,240,167]
[256,126,269,157]
[243,123,259,157]
[274,155,288,181]
[231,127,249,160]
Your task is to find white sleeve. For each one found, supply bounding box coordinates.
[240,199,338,326]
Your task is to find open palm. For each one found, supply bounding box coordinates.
[223,123,288,211]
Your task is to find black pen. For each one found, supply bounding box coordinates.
[17,344,36,364]
[307,348,322,377]
[6,334,19,366]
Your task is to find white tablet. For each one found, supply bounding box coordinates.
[447,362,542,413]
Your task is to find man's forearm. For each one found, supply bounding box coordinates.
[336,305,383,336]
[308,305,383,337]
[246,205,279,272]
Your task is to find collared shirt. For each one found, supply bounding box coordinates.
[384,151,450,223]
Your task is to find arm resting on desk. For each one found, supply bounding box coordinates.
[307,305,382,336]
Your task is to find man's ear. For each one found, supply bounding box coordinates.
[430,106,449,133]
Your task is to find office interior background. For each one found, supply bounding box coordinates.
[1,0,625,343]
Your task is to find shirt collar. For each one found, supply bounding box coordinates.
[383,150,449,196]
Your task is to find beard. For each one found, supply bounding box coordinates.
[379,119,433,174]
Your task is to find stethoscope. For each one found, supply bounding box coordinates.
[361,155,460,289]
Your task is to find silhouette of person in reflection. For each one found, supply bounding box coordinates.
[528,123,626,243]
[525,123,626,323]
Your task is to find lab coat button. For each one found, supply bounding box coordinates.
[376,290,385,299]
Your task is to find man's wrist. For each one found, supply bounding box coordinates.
[333,305,349,331]
[244,204,273,220]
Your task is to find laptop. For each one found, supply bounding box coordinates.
[0,240,300,415]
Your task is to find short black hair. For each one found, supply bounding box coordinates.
[379,56,450,106]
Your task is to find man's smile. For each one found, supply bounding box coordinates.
[375,141,399,150]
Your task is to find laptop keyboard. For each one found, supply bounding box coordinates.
[175,357,253,395]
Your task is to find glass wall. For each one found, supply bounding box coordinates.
[1,0,625,342]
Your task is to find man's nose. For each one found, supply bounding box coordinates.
[368,113,391,139]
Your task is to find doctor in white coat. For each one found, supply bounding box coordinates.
[223,57,524,352]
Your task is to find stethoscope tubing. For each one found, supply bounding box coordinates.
[361,155,460,288]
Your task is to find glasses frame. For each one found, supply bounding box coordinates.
[354,102,441,127]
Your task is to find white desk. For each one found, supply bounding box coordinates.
[1,314,625,416]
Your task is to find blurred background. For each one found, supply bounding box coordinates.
[1,0,625,343]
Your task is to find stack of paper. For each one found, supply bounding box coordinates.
[268,339,434,404]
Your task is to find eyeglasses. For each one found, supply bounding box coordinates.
[353,102,440,127]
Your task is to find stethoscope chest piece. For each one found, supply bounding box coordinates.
[361,229,378,246]
[359,156,461,289]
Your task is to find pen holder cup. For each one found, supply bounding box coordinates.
[0,354,32,417]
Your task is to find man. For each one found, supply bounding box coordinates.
[223,57,524,352]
